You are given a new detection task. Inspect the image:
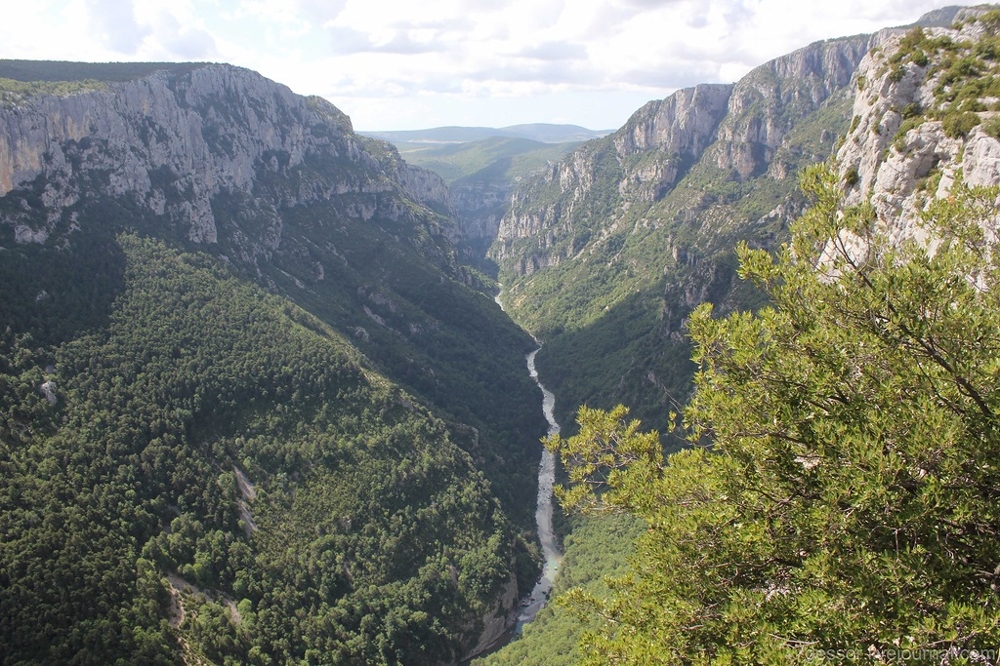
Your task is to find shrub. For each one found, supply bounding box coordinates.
[983,116,1000,140]
[980,9,1000,36]
[942,111,981,138]
[893,116,926,152]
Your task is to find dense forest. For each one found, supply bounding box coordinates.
[0,234,526,663]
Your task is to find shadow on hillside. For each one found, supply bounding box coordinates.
[530,250,767,447]
[0,232,127,348]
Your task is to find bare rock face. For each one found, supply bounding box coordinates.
[461,571,519,661]
[713,35,872,178]
[836,9,1000,244]
[615,84,733,158]
[0,63,456,258]
[492,34,871,276]
[451,180,515,250]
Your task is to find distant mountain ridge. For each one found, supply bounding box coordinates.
[363,123,612,145]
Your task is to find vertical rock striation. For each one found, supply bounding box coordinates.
[0,62,456,256]
[490,34,872,277]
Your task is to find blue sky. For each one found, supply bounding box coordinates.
[1,0,975,131]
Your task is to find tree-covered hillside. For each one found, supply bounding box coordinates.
[0,60,547,664]
[0,235,520,664]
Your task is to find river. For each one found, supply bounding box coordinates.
[492,292,564,631]
[515,348,563,630]
[459,345,566,663]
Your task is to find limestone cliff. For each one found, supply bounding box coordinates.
[0,62,457,256]
[836,7,1000,245]
[491,35,870,277]
[712,36,871,178]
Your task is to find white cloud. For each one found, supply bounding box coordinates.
[151,10,218,59]
[0,0,981,130]
[84,0,151,54]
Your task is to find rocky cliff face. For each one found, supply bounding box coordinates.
[836,8,1000,245]
[491,84,732,263]
[451,179,513,255]
[491,35,871,277]
[712,36,872,178]
[614,84,734,201]
[0,63,456,256]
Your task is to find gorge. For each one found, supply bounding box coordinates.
[4,3,1000,664]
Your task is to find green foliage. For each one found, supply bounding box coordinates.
[983,115,1000,139]
[977,9,1000,36]
[942,109,981,137]
[0,77,107,107]
[475,514,643,666]
[0,59,208,84]
[547,165,1000,663]
[0,235,520,663]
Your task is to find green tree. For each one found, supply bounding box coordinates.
[548,165,1000,664]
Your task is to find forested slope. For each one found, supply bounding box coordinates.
[1,235,521,663]
[0,61,545,664]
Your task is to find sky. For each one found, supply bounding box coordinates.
[0,0,978,132]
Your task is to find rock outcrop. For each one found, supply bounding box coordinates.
[0,62,456,257]
[491,34,872,276]
[836,8,1000,245]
